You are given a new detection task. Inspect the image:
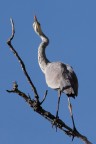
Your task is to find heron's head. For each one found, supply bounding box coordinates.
[33,16,43,35]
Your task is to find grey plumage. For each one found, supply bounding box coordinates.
[45,62,78,97]
[33,16,78,130]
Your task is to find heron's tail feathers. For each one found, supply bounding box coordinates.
[63,86,78,98]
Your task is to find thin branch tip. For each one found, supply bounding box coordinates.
[10,18,14,27]
[7,17,15,44]
[40,90,48,105]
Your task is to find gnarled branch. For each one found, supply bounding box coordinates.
[7,18,39,102]
[6,18,92,144]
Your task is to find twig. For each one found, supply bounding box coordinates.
[7,18,39,102]
[40,90,48,105]
[6,18,92,144]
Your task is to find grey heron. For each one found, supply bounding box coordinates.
[33,16,78,131]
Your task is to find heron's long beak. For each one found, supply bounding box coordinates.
[34,15,37,22]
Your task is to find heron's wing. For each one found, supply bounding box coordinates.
[64,64,78,96]
[45,62,78,97]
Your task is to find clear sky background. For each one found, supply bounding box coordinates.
[0,0,96,143]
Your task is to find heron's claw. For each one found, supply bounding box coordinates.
[72,126,77,141]
[65,126,77,141]
[52,116,59,132]
[72,135,75,141]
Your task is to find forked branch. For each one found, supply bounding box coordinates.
[6,18,92,144]
[7,18,39,102]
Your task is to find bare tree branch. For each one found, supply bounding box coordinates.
[6,18,92,144]
[7,18,39,102]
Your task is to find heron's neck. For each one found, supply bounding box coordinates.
[38,33,50,73]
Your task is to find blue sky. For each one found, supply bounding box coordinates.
[0,0,96,143]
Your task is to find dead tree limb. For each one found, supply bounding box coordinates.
[6,18,92,144]
[7,18,39,102]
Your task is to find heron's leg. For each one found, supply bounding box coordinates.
[52,90,61,131]
[68,97,76,131]
[56,90,61,118]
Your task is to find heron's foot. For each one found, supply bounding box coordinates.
[72,126,78,141]
[52,116,59,132]
[65,127,78,141]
